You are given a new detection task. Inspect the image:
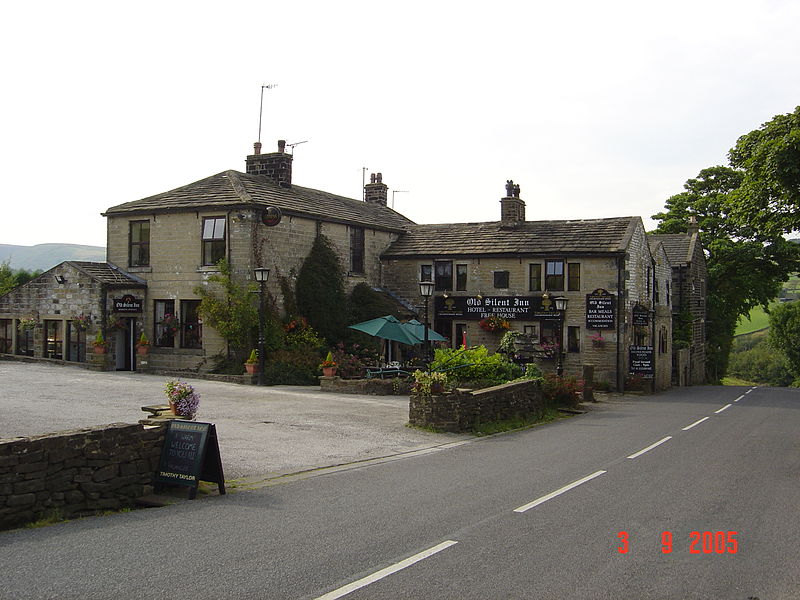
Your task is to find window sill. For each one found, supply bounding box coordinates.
[197,266,221,274]
[128,266,152,273]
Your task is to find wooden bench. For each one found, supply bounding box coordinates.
[139,404,190,426]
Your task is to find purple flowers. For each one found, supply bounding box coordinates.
[164,380,200,419]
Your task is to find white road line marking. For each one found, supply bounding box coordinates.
[734,395,745,402]
[314,540,458,600]
[746,388,754,394]
[627,436,672,459]
[682,417,710,431]
[715,404,732,414]
[513,470,607,513]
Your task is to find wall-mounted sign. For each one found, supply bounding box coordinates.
[434,296,561,321]
[261,206,283,226]
[113,294,142,313]
[586,289,616,330]
[632,304,650,327]
[155,421,226,499]
[629,345,654,376]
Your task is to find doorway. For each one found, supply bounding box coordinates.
[115,318,136,371]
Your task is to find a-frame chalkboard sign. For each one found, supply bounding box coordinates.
[155,421,226,499]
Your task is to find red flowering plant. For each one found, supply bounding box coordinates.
[479,316,511,332]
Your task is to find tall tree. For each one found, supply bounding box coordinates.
[652,166,800,381]
[295,234,347,344]
[768,301,800,383]
[728,106,800,236]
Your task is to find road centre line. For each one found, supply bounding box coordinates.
[715,404,732,414]
[734,395,745,402]
[314,540,458,600]
[682,416,710,431]
[627,436,672,459]
[514,470,607,513]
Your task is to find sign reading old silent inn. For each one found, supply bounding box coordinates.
[632,304,650,327]
[113,294,143,313]
[434,296,560,321]
[586,289,616,330]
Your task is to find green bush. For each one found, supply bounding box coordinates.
[431,345,522,387]
[727,335,793,386]
[541,373,582,408]
[262,347,321,385]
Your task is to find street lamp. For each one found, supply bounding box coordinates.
[419,280,435,368]
[254,267,270,385]
[554,296,569,377]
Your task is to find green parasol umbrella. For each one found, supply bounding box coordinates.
[348,315,421,345]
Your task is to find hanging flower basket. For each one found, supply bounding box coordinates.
[73,314,92,331]
[479,316,511,333]
[589,333,606,349]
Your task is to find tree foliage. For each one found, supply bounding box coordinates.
[652,164,800,381]
[728,106,800,236]
[194,259,280,357]
[768,301,800,381]
[295,234,347,344]
[0,262,41,296]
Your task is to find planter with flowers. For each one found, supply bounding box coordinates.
[478,315,511,333]
[589,332,606,349]
[92,332,109,354]
[319,351,338,377]
[244,349,259,375]
[136,332,150,355]
[18,316,39,331]
[412,370,449,396]
[73,314,91,332]
[535,341,559,359]
[164,380,200,419]
[160,313,180,336]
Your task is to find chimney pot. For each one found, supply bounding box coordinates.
[253,142,262,155]
[278,140,286,153]
[364,171,389,207]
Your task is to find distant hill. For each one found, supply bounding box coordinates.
[0,243,106,271]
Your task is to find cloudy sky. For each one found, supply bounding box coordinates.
[2,0,799,249]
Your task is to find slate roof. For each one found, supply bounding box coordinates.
[102,170,415,232]
[647,233,698,265]
[66,262,147,287]
[383,217,640,257]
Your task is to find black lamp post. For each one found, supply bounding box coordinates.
[554,296,569,377]
[254,267,270,385]
[418,280,435,369]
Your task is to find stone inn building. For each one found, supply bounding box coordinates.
[0,142,704,391]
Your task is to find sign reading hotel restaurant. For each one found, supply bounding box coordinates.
[586,289,616,330]
[629,345,654,376]
[113,294,143,313]
[434,296,560,321]
[632,304,650,327]
[155,421,226,499]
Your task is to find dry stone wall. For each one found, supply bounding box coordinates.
[0,423,165,531]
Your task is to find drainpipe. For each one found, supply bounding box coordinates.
[617,256,624,393]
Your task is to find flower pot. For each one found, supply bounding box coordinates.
[322,366,337,377]
[137,345,149,355]
[430,382,445,395]
[93,345,107,355]
[245,363,258,375]
[168,400,178,415]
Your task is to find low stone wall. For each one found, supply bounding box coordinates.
[319,376,412,396]
[0,423,165,531]
[409,379,545,432]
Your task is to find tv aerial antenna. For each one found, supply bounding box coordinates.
[286,140,308,155]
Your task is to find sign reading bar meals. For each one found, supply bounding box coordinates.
[434,296,561,321]
[586,289,616,330]
[113,294,143,313]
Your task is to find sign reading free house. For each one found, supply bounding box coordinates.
[434,296,560,321]
[113,294,143,313]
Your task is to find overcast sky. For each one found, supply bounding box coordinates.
[2,0,799,249]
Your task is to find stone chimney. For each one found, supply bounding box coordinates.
[246,140,293,187]
[364,172,388,206]
[500,179,525,224]
[687,215,699,236]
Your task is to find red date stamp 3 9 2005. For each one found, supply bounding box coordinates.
[617,531,738,554]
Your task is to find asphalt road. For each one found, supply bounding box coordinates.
[1,383,797,599]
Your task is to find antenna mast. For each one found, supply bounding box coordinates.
[258,84,278,144]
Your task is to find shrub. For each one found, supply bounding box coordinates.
[431,345,522,387]
[541,373,582,408]
[262,348,321,385]
[331,342,381,379]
